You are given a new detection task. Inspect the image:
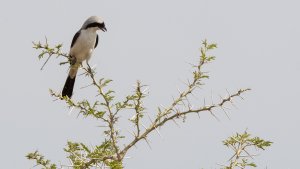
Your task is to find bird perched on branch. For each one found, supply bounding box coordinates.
[62,16,107,98]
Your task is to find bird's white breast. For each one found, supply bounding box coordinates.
[70,29,97,63]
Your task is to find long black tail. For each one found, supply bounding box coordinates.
[62,75,76,98]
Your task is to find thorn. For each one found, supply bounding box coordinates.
[220,106,230,120]
[197,112,201,119]
[172,96,176,103]
[52,98,59,102]
[146,113,154,124]
[126,129,136,138]
[238,95,245,100]
[44,36,48,44]
[68,106,74,115]
[76,111,81,118]
[222,105,231,110]
[141,123,147,130]
[210,90,214,105]
[96,126,108,128]
[142,86,149,94]
[190,91,198,100]
[91,64,97,69]
[144,137,152,150]
[226,89,231,97]
[218,94,224,101]
[209,110,220,122]
[186,99,192,109]
[244,149,255,159]
[178,78,186,86]
[40,54,52,70]
[180,100,186,107]
[230,101,238,110]
[159,104,167,110]
[78,71,87,76]
[129,114,137,121]
[177,87,182,94]
[186,61,196,67]
[80,83,93,89]
[171,118,181,128]
[187,79,191,86]
[153,124,163,139]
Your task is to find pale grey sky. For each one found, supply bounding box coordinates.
[0,0,299,168]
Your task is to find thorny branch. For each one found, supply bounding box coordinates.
[33,38,70,70]
[28,39,253,169]
[119,88,250,159]
[131,81,145,138]
[85,63,121,161]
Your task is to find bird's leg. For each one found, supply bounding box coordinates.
[69,55,77,65]
[86,61,93,74]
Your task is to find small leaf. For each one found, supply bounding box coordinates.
[248,162,257,167]
[207,43,217,50]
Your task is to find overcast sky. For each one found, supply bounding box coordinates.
[0,0,299,168]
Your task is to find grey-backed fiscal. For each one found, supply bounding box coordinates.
[62,16,107,98]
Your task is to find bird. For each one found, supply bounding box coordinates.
[62,16,107,98]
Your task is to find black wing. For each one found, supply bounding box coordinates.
[94,34,99,48]
[71,31,80,48]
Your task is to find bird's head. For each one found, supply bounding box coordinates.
[82,16,107,32]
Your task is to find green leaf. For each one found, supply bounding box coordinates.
[207,43,217,50]
[248,162,257,167]
[95,111,105,118]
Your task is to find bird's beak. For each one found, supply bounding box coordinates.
[101,27,107,32]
